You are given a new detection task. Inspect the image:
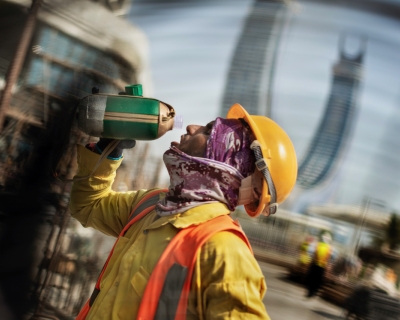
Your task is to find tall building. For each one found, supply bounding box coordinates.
[297,36,365,189]
[1,0,151,127]
[220,0,289,117]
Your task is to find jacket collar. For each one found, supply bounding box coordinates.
[147,203,231,230]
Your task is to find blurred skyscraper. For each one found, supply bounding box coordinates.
[297,36,365,189]
[220,0,365,197]
[220,0,289,117]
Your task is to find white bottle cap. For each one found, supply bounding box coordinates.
[173,115,184,129]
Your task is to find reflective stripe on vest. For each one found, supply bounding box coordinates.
[76,188,168,320]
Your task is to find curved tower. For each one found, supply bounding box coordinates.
[220,0,288,117]
[297,36,365,189]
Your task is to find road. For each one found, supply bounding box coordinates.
[260,262,346,320]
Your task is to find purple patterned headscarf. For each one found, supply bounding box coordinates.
[205,117,255,177]
[156,118,255,216]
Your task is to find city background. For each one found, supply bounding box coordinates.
[1,0,400,319]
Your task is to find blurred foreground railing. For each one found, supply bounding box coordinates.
[231,209,310,267]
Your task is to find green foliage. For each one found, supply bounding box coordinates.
[371,212,400,251]
[387,213,400,250]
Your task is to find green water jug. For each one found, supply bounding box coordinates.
[77,84,183,140]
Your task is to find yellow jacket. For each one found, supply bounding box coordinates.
[314,242,332,268]
[298,242,311,265]
[69,145,270,320]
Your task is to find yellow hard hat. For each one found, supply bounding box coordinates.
[227,103,297,217]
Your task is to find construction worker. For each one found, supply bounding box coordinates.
[69,103,297,319]
[305,231,334,298]
[298,235,316,266]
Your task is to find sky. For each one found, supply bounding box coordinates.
[273,2,400,213]
[128,0,400,214]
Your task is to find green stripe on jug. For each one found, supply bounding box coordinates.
[102,121,159,140]
[105,96,160,115]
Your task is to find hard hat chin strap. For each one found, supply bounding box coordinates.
[250,141,278,215]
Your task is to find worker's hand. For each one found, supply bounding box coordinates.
[96,138,136,159]
[91,87,136,158]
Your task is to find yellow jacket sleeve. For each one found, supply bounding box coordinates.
[69,144,148,237]
[191,231,270,320]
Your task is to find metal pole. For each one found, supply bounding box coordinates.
[353,196,371,256]
[0,0,43,132]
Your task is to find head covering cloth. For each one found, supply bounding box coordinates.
[156,118,255,216]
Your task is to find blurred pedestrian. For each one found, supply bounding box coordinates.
[305,231,335,298]
[298,235,316,266]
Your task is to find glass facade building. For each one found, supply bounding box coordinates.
[220,0,287,117]
[297,37,365,189]
[25,24,135,101]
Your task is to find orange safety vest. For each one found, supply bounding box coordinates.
[76,189,252,320]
